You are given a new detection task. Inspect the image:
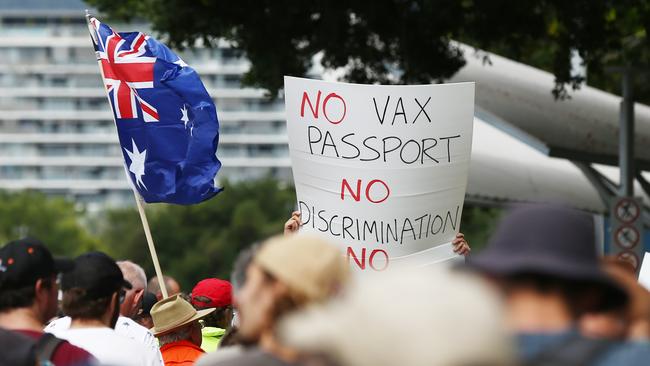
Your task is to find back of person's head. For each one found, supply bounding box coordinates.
[231,243,260,294]
[467,204,627,316]
[134,291,157,329]
[190,278,233,329]
[117,260,147,318]
[0,238,73,322]
[61,251,132,327]
[148,275,180,300]
[235,234,349,342]
[279,268,515,366]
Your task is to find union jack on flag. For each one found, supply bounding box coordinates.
[92,22,159,122]
[88,17,222,205]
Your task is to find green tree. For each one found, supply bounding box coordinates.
[87,0,650,100]
[460,205,503,252]
[98,178,296,290]
[0,190,100,255]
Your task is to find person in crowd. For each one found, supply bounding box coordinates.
[279,267,515,366]
[467,204,650,366]
[196,234,350,366]
[207,211,472,354]
[151,294,215,365]
[149,275,182,300]
[190,278,234,352]
[214,244,261,350]
[135,291,158,329]
[49,251,156,366]
[0,238,96,366]
[46,259,164,365]
[0,327,39,366]
[580,257,650,341]
[117,260,148,318]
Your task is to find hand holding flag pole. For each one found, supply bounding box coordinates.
[85,11,223,298]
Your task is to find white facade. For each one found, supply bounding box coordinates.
[0,6,291,209]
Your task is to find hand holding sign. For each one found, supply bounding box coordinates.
[284,77,475,271]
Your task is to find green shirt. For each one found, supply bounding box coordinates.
[201,326,226,353]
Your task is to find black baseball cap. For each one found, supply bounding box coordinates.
[0,238,74,290]
[61,251,132,299]
[141,291,157,316]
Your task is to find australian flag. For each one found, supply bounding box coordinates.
[87,16,222,204]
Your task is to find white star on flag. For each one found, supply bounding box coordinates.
[180,105,190,128]
[124,139,148,190]
[180,105,194,136]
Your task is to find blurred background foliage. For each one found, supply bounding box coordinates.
[0,179,500,291]
[88,0,650,102]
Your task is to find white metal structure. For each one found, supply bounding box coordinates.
[451,43,650,169]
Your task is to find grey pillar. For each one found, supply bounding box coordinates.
[619,68,635,197]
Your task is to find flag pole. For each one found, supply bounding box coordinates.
[133,192,169,298]
[85,10,169,299]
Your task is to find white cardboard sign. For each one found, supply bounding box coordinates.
[284,77,475,271]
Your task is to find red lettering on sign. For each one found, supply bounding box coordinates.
[340,179,390,204]
[366,179,390,203]
[300,90,346,124]
[300,90,322,118]
[341,179,362,201]
[322,93,347,124]
[347,247,390,271]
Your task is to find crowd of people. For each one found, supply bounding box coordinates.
[0,204,649,366]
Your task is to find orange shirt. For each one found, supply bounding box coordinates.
[160,340,205,366]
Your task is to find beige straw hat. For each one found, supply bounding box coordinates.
[150,294,215,336]
[254,234,349,303]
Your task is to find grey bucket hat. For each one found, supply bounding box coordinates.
[467,204,628,310]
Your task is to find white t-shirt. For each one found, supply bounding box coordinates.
[51,327,151,366]
[46,316,163,366]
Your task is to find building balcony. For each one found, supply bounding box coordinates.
[0,156,291,168]
[0,133,288,144]
[0,110,287,122]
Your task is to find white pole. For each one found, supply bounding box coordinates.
[133,192,169,298]
[85,11,169,298]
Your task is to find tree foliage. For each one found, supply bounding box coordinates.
[97,178,296,290]
[0,191,100,256]
[87,0,650,100]
[0,182,502,290]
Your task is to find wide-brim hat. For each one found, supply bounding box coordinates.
[254,234,349,304]
[467,204,628,311]
[150,294,215,336]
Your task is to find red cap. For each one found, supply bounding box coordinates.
[190,278,232,308]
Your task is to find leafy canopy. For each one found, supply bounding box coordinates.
[87,0,650,100]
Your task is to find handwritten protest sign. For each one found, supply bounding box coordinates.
[284,77,475,271]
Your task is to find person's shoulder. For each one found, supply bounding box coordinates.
[196,347,290,366]
[53,339,97,366]
[44,316,72,334]
[116,315,143,330]
[116,316,157,341]
[597,340,650,366]
[96,329,152,364]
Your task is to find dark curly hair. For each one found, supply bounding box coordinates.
[0,277,54,312]
[62,288,113,319]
